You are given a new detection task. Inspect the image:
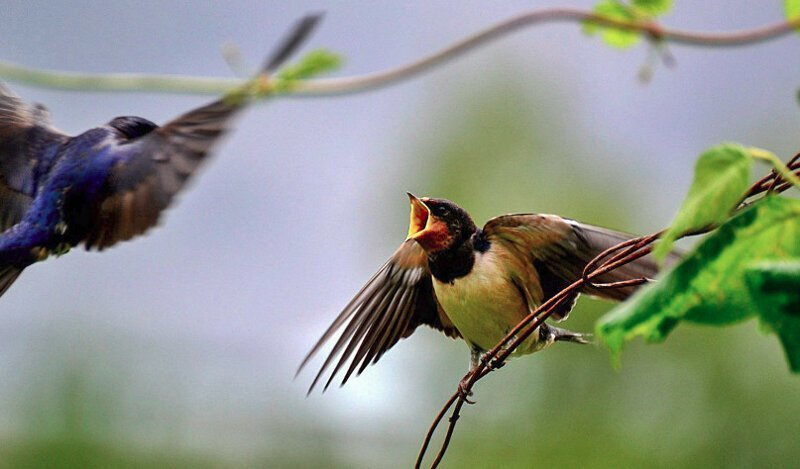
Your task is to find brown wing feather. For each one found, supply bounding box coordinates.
[0,83,68,230]
[82,99,239,250]
[484,214,679,320]
[82,14,322,250]
[568,221,682,300]
[0,184,32,231]
[299,239,458,393]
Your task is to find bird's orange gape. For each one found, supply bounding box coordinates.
[407,193,452,252]
[407,192,429,236]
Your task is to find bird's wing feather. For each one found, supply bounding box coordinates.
[299,239,459,393]
[0,83,68,230]
[80,14,322,250]
[82,98,242,250]
[484,214,679,320]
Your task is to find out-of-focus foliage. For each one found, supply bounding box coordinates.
[0,366,218,468]
[272,49,342,92]
[652,143,751,260]
[584,0,673,49]
[787,0,800,32]
[598,197,800,372]
[0,335,351,468]
[584,0,640,48]
[410,74,629,227]
[632,0,673,15]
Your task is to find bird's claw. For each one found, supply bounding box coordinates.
[458,376,476,405]
[549,324,594,345]
[488,359,505,370]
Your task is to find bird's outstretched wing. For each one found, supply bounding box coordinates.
[483,214,679,320]
[82,97,244,249]
[0,83,68,230]
[82,14,322,250]
[299,239,459,393]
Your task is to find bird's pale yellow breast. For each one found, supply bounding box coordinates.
[433,249,543,354]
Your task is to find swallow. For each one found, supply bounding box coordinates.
[0,14,321,298]
[300,194,679,392]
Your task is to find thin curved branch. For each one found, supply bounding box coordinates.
[1,8,798,97]
[297,9,800,96]
[0,60,240,94]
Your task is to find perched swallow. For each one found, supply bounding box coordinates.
[0,15,321,298]
[300,194,679,392]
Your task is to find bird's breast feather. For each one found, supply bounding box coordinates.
[433,251,530,350]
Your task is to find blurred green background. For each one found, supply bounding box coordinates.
[1,1,799,468]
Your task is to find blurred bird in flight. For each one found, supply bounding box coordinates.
[0,14,321,298]
[300,194,680,393]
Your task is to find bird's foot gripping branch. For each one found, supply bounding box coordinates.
[417,148,800,468]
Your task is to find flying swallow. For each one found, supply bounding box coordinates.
[0,14,321,298]
[300,194,680,392]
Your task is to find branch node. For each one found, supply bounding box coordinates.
[490,359,506,370]
[645,21,666,42]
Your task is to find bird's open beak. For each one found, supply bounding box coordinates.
[406,193,430,238]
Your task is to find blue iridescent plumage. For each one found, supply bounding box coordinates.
[0,14,321,297]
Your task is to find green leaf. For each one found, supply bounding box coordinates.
[633,0,673,15]
[653,143,752,261]
[584,0,640,49]
[746,262,800,372]
[597,196,800,370]
[787,0,800,33]
[273,49,342,92]
[584,0,673,48]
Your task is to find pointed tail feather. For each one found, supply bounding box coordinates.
[570,222,682,301]
[261,14,323,73]
[0,265,22,298]
[549,325,593,345]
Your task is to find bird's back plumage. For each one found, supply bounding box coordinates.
[484,214,678,314]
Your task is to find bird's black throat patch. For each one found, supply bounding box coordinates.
[428,237,476,284]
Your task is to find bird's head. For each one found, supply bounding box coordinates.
[406,193,476,253]
[107,116,158,140]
